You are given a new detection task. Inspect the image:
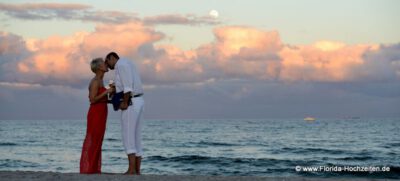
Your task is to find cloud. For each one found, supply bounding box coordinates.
[0,2,139,24]
[277,42,400,83]
[195,26,283,80]
[0,31,32,82]
[0,2,91,20]
[141,26,400,84]
[0,2,218,25]
[1,21,400,119]
[143,14,220,26]
[355,43,400,81]
[138,44,206,84]
[132,26,282,84]
[0,2,138,23]
[1,21,400,90]
[213,26,283,56]
[79,10,139,24]
[278,42,379,82]
[0,2,90,10]
[0,81,89,120]
[0,22,165,87]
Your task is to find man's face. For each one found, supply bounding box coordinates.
[105,56,116,70]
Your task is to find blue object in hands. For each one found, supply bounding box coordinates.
[111,92,132,111]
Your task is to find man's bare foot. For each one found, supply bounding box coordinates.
[123,170,136,175]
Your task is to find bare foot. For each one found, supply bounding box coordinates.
[124,170,136,175]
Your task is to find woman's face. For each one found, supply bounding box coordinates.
[99,61,109,72]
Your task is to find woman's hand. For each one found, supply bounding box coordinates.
[107,87,115,94]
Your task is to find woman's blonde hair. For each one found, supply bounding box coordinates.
[90,58,103,73]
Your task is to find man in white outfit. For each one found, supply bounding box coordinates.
[105,52,144,175]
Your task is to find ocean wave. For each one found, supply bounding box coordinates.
[104,138,119,142]
[280,147,345,155]
[194,141,239,147]
[102,148,124,152]
[144,155,400,178]
[0,159,40,168]
[1,119,399,178]
[0,142,18,146]
[334,156,375,161]
[386,142,400,147]
[146,155,319,167]
[145,155,328,176]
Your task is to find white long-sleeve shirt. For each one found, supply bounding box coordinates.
[114,58,143,95]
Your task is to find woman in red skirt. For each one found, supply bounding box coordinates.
[80,58,114,174]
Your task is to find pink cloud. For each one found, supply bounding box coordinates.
[7,22,164,86]
[196,26,283,80]
[196,27,398,83]
[141,44,204,83]
[279,41,378,82]
[80,22,164,56]
[213,26,282,57]
[1,24,399,89]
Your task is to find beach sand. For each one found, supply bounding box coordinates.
[0,171,391,181]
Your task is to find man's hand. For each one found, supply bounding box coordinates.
[120,101,129,110]
[120,92,132,110]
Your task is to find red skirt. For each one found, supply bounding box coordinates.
[80,97,108,173]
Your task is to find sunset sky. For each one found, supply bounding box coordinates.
[0,0,399,120]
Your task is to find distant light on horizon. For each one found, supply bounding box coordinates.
[209,9,219,18]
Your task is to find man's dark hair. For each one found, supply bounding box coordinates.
[106,52,119,60]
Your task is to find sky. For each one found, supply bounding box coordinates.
[0,0,399,120]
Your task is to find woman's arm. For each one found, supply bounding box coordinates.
[89,80,111,104]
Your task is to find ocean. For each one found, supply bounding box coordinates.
[0,119,399,179]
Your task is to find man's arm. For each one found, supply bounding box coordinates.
[118,61,134,110]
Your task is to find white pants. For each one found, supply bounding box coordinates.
[120,97,144,156]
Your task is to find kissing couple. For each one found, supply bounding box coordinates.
[79,52,145,175]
